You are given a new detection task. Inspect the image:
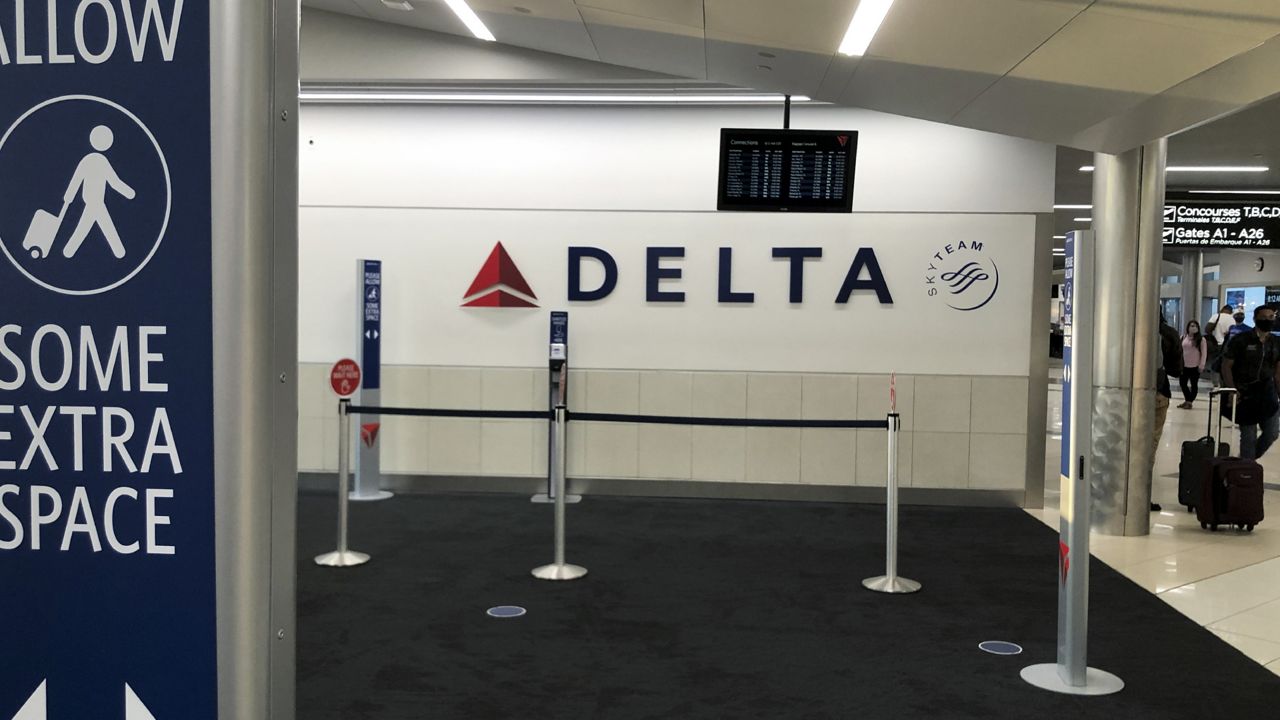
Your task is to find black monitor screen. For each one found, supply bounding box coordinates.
[717,128,857,213]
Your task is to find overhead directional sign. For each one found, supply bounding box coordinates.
[1163,199,1280,249]
[0,2,217,718]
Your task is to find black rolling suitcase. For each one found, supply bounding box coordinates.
[1178,389,1234,511]
[1194,387,1265,532]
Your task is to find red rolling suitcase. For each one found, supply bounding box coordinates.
[1196,389,1266,532]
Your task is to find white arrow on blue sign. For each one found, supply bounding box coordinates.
[10,681,158,720]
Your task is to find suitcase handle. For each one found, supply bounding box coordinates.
[1209,388,1238,452]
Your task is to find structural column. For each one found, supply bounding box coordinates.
[1090,140,1168,537]
[1181,251,1205,331]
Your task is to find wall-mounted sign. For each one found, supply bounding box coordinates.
[0,2,215,717]
[717,129,857,213]
[1163,200,1280,249]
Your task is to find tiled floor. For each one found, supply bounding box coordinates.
[1033,377,1280,677]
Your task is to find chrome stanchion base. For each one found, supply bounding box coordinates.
[314,550,371,567]
[1020,664,1124,695]
[530,493,582,504]
[531,563,588,581]
[349,490,394,502]
[862,575,922,594]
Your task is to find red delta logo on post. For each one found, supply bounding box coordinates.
[361,423,381,448]
[1059,541,1070,587]
[461,242,538,308]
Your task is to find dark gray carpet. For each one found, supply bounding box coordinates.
[297,493,1280,719]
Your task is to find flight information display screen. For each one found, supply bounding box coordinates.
[717,129,858,212]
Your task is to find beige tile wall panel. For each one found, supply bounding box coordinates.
[913,377,973,433]
[800,428,857,486]
[857,374,911,430]
[969,433,1028,490]
[584,423,640,478]
[298,365,1031,500]
[638,425,694,480]
[856,429,913,488]
[912,432,971,489]
[801,374,858,420]
[971,377,1030,436]
[745,428,802,484]
[691,426,748,482]
[747,373,802,419]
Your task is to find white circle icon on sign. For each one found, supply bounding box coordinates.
[0,95,172,296]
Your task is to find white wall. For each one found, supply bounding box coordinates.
[302,104,1052,214]
[298,102,1054,496]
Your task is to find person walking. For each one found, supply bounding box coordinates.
[1221,305,1280,460]
[1178,320,1207,409]
[1213,304,1235,346]
[1227,310,1252,341]
[1151,313,1181,512]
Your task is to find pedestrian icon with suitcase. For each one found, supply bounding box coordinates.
[22,125,136,260]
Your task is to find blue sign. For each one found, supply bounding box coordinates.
[0,3,215,719]
[362,260,381,390]
[550,311,568,346]
[1060,232,1075,480]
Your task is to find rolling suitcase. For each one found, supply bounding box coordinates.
[1178,389,1234,511]
[1196,389,1265,532]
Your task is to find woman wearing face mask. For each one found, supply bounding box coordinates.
[1179,320,1208,409]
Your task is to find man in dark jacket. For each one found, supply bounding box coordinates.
[1152,314,1179,511]
[1222,305,1280,460]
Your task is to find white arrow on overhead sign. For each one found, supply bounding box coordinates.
[9,681,158,719]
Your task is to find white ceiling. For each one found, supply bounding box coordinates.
[302,0,1280,152]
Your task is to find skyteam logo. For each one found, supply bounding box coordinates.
[924,240,1000,311]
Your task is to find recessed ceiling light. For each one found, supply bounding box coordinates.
[838,0,895,56]
[758,51,777,59]
[1080,165,1268,173]
[513,6,532,13]
[442,0,496,41]
[381,0,414,9]
[757,65,773,71]
[1187,189,1280,195]
[1053,235,1067,239]
[1074,217,1092,222]
[1053,204,1092,209]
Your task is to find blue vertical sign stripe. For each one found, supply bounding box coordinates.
[0,2,215,718]
[550,311,568,346]
[362,260,382,390]
[1060,232,1074,481]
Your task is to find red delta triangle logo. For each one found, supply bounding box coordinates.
[462,242,539,308]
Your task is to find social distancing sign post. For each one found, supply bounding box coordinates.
[0,3,226,718]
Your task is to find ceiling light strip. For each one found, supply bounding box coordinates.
[1081,165,1268,173]
[1053,204,1092,209]
[442,0,496,42]
[298,91,812,105]
[838,0,895,56]
[1187,189,1280,195]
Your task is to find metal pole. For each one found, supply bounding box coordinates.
[863,413,920,594]
[784,95,792,129]
[532,406,587,581]
[1022,230,1123,695]
[316,400,370,567]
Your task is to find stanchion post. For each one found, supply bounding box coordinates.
[862,412,921,594]
[532,405,587,581]
[316,399,370,567]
